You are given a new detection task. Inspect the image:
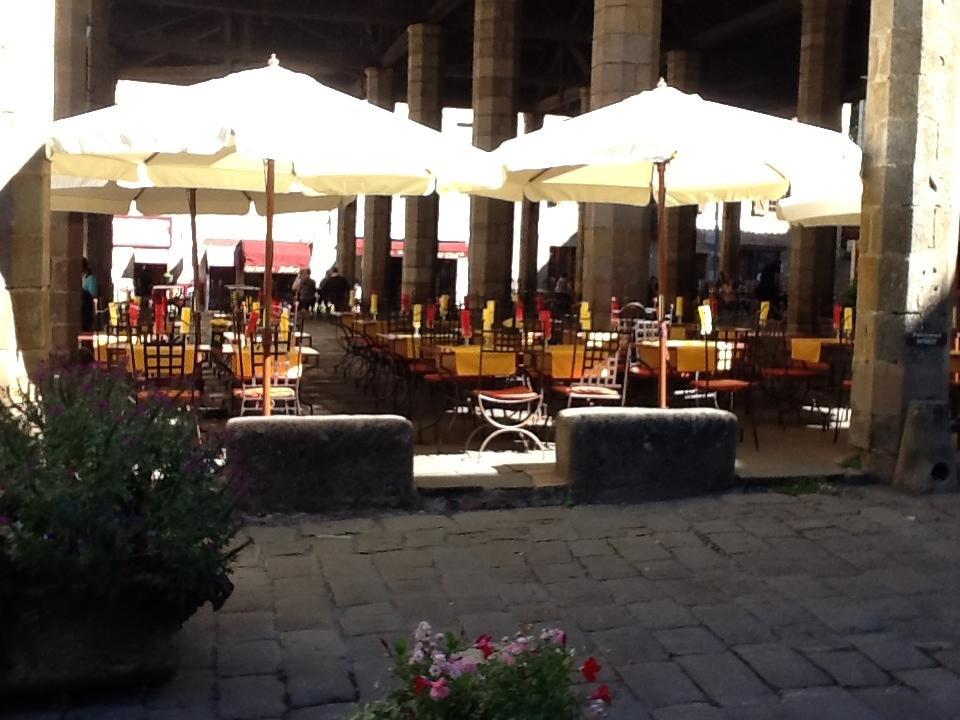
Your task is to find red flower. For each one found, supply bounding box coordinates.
[474,633,495,659]
[580,656,602,683]
[590,684,613,705]
[413,675,432,696]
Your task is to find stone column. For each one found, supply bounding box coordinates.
[850,0,960,480]
[336,200,357,286]
[581,0,662,319]
[662,50,700,315]
[52,0,114,357]
[403,24,442,303]
[362,67,394,307]
[787,0,847,334]
[0,152,52,374]
[518,112,544,304]
[720,202,741,281]
[469,0,518,308]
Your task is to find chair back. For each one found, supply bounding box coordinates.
[576,331,621,387]
[478,328,521,388]
[133,336,193,381]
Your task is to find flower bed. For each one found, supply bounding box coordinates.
[348,622,613,720]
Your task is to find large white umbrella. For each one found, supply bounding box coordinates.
[48,55,502,413]
[776,181,863,227]
[481,81,862,407]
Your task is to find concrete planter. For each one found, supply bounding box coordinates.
[556,407,738,503]
[0,590,181,698]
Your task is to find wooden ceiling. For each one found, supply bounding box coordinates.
[111,0,870,116]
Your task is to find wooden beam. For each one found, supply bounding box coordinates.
[121,0,412,26]
[534,87,582,114]
[112,32,376,72]
[690,0,799,49]
[380,0,468,68]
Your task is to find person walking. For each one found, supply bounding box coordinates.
[319,266,350,311]
[297,269,317,317]
[81,257,98,331]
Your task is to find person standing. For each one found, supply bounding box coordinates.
[297,268,317,317]
[81,257,98,331]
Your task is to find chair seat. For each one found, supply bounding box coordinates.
[692,378,752,392]
[408,359,436,374]
[233,386,297,400]
[628,364,657,378]
[558,384,621,398]
[472,386,540,403]
[761,367,821,379]
[137,387,193,402]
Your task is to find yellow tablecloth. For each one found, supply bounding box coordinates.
[790,337,843,363]
[230,348,303,380]
[438,346,516,377]
[638,340,717,374]
[950,351,960,375]
[544,345,584,380]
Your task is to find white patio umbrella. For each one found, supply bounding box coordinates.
[776,181,863,227]
[47,55,502,414]
[481,81,862,407]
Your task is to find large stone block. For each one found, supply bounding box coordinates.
[893,401,958,494]
[226,415,415,514]
[555,407,737,503]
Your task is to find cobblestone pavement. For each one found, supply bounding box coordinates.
[12,485,960,719]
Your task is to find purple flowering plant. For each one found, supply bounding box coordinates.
[0,366,240,619]
[347,622,612,720]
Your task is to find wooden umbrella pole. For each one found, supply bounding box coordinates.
[188,189,201,347]
[656,161,669,409]
[263,159,276,417]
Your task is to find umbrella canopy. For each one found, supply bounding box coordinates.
[776,181,863,227]
[481,82,862,208]
[51,176,343,216]
[46,56,502,199]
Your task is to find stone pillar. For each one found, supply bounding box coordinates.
[336,200,358,286]
[662,50,700,314]
[0,152,52,374]
[720,202,741,281]
[787,0,847,334]
[362,67,394,306]
[403,24,442,303]
[518,112,544,304]
[581,0,662,319]
[850,0,960,480]
[469,0,518,308]
[52,0,114,355]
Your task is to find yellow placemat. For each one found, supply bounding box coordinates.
[545,345,584,380]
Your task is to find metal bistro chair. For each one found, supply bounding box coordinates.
[691,332,759,449]
[465,327,545,453]
[131,334,198,407]
[622,318,660,405]
[556,331,624,407]
[232,337,300,416]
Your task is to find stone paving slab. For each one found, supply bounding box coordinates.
[11,485,960,719]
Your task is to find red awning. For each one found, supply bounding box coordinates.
[355,238,468,259]
[240,241,312,274]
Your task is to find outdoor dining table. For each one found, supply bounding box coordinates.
[541,344,585,380]
[437,345,517,377]
[376,332,419,359]
[790,337,846,363]
[637,339,725,374]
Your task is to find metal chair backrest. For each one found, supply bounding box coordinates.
[135,336,190,381]
[577,331,621,386]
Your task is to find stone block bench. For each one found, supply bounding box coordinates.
[225,415,415,513]
[555,407,738,503]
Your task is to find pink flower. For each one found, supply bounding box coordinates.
[429,677,450,701]
[415,621,433,643]
[499,650,517,666]
[541,628,566,646]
